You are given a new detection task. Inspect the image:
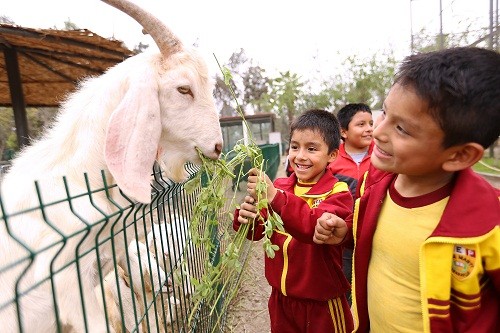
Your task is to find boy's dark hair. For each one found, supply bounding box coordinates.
[336,103,372,130]
[395,46,500,148]
[289,109,341,153]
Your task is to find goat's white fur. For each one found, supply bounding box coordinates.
[147,216,192,297]
[98,266,141,333]
[127,239,179,333]
[0,20,222,333]
[98,239,179,333]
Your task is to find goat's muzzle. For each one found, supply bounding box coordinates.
[214,143,223,158]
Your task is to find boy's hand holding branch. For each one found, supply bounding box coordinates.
[237,168,276,225]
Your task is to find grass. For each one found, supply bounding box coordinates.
[473,157,500,175]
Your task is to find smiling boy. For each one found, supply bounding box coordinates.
[235,109,354,332]
[314,47,500,333]
[328,103,374,305]
[329,103,373,195]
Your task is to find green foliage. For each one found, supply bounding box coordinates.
[213,48,398,147]
[473,157,500,175]
[328,51,397,110]
[299,87,335,111]
[214,49,248,116]
[0,107,58,159]
[412,23,489,53]
[0,108,14,157]
[259,71,305,126]
[242,65,270,113]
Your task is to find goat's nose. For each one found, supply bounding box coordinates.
[215,143,222,156]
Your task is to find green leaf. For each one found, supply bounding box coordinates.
[184,175,201,194]
[222,67,233,85]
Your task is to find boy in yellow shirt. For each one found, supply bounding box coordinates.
[314,47,500,333]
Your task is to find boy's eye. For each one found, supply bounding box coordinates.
[396,125,409,135]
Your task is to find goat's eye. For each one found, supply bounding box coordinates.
[177,86,193,97]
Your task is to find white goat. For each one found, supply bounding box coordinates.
[98,239,179,333]
[147,216,190,268]
[0,0,222,332]
[127,239,179,333]
[98,266,141,333]
[147,215,192,297]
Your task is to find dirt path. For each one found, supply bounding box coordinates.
[224,239,271,333]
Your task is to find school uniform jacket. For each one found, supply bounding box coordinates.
[328,142,374,196]
[350,166,500,333]
[233,171,353,301]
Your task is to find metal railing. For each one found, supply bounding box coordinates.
[0,164,235,332]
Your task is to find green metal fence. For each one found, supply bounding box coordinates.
[0,163,235,333]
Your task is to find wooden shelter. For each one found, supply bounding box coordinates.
[0,24,134,146]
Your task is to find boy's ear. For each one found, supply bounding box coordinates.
[341,128,347,140]
[328,149,339,163]
[442,142,484,172]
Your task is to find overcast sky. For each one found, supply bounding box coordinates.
[2,0,493,79]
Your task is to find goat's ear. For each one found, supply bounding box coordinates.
[105,76,160,204]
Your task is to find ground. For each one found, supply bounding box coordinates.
[224,239,271,333]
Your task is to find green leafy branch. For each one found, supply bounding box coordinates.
[217,59,284,258]
[184,59,283,330]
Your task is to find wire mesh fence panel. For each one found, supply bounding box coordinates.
[0,164,236,333]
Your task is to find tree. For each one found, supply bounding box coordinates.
[214,49,249,116]
[0,16,14,24]
[412,23,489,53]
[304,51,397,112]
[0,107,58,159]
[242,65,269,113]
[214,74,238,117]
[133,42,149,54]
[64,18,79,30]
[261,71,304,128]
[299,85,338,112]
[0,108,15,159]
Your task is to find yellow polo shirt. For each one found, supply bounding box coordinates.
[367,183,450,332]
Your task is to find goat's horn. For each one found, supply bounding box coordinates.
[101,0,182,55]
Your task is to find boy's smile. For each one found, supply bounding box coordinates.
[289,129,337,183]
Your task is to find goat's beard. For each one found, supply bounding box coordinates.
[156,154,188,183]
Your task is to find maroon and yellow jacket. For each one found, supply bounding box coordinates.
[233,171,353,301]
[328,142,373,196]
[350,166,500,333]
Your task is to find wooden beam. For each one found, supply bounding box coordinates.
[4,47,30,147]
[0,26,129,58]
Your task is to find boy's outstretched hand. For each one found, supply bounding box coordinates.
[313,212,348,245]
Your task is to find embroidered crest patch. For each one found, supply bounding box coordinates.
[312,198,323,208]
[452,245,476,280]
